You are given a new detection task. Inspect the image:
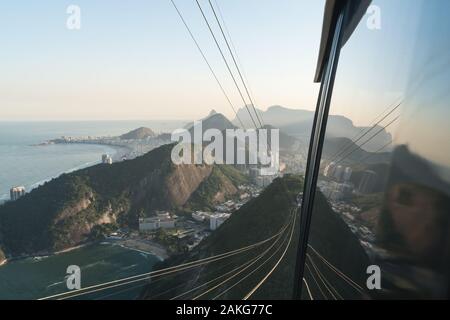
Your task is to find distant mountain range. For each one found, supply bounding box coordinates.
[185,110,301,153]
[120,127,156,140]
[233,105,392,152]
[187,112,237,135]
[322,137,391,164]
[0,106,395,261]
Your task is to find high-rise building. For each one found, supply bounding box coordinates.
[102,154,113,164]
[343,167,353,182]
[139,212,176,232]
[334,165,344,182]
[10,186,26,201]
[358,170,377,194]
[324,162,336,178]
[210,213,231,231]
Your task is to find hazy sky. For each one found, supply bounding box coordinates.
[329,0,450,167]
[0,0,325,121]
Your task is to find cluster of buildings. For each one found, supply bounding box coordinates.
[136,183,262,253]
[357,170,377,194]
[281,153,306,174]
[330,201,376,254]
[319,180,354,201]
[324,162,353,182]
[191,211,231,231]
[249,167,279,188]
[209,213,231,231]
[320,162,354,201]
[139,211,177,232]
[320,162,381,256]
[320,162,379,201]
[10,186,26,201]
[190,184,262,231]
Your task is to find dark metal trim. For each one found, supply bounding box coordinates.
[314,0,342,83]
[293,4,347,300]
[314,0,372,82]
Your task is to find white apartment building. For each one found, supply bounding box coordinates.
[10,186,26,201]
[209,213,231,231]
[139,212,176,232]
[102,154,113,165]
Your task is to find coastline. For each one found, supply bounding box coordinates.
[116,238,169,261]
[0,237,168,268]
[53,242,93,255]
[0,242,94,267]
[0,143,131,203]
[0,141,164,267]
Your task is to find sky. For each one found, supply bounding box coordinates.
[328,0,450,167]
[0,0,325,121]
[1,0,449,167]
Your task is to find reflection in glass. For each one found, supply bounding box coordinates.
[303,0,450,300]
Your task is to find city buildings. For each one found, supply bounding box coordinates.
[318,180,354,201]
[209,213,231,231]
[324,162,352,183]
[139,211,176,232]
[10,186,26,201]
[343,167,352,182]
[249,167,280,188]
[358,170,377,194]
[334,165,345,182]
[192,211,210,222]
[324,162,337,178]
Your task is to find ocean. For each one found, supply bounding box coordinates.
[0,120,187,299]
[0,120,187,202]
[0,243,160,300]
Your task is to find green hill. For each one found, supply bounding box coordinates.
[141,174,369,300]
[120,127,156,140]
[141,175,303,300]
[0,144,245,257]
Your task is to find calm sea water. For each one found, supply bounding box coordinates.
[0,243,160,300]
[0,121,187,201]
[0,120,187,299]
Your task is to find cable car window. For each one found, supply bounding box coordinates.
[302,0,450,300]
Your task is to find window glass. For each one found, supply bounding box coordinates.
[0,0,322,300]
[303,0,450,300]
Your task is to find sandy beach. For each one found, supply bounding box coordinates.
[118,238,169,260]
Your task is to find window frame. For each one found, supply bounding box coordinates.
[293,0,372,299]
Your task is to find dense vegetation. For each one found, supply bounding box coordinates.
[185,165,249,211]
[141,175,303,299]
[0,143,243,257]
[120,127,156,140]
[142,173,370,300]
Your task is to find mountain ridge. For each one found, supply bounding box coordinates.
[234,105,392,151]
[120,127,156,140]
[0,144,245,257]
